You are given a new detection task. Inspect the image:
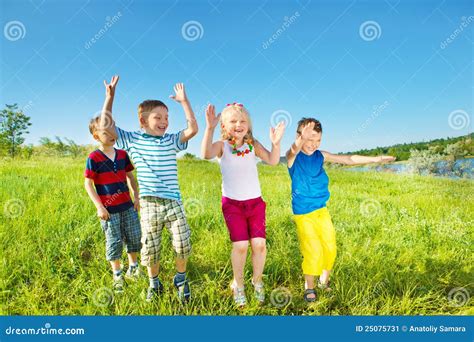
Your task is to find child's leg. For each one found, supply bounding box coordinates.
[318,208,337,285]
[110,260,121,272]
[231,241,249,288]
[122,207,141,266]
[250,238,266,284]
[304,274,316,299]
[127,252,138,265]
[102,213,123,273]
[147,263,160,278]
[175,257,187,273]
[139,197,165,286]
[320,269,331,285]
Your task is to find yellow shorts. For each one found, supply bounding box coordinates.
[293,207,337,276]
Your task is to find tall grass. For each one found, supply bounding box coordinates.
[0,157,472,315]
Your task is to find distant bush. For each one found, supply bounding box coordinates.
[408,149,442,175]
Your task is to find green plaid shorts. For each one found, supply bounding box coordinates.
[140,196,192,266]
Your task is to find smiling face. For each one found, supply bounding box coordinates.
[221,106,252,144]
[299,131,322,155]
[140,105,169,136]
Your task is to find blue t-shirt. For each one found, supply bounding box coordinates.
[288,150,330,215]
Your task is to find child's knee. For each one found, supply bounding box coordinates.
[251,239,266,254]
[233,241,248,255]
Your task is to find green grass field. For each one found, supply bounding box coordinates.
[0,158,472,315]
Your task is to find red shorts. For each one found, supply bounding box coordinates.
[221,196,266,242]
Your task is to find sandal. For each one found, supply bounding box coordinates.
[173,275,191,303]
[230,280,247,307]
[303,288,316,302]
[318,279,332,292]
[251,279,265,304]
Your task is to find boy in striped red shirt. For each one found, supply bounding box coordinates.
[84,76,141,292]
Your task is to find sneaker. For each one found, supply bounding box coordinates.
[113,275,124,293]
[173,274,191,303]
[252,279,265,304]
[125,265,142,280]
[230,280,246,307]
[146,282,164,302]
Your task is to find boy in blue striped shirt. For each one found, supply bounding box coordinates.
[100,77,198,302]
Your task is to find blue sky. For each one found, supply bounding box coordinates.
[1,0,472,156]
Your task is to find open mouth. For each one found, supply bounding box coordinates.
[234,128,244,134]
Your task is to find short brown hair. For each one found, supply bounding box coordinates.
[296,117,322,134]
[138,100,168,128]
[89,116,101,135]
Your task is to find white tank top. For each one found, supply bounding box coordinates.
[218,140,262,200]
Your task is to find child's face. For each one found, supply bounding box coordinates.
[300,131,322,155]
[93,129,117,147]
[222,111,249,141]
[141,106,169,136]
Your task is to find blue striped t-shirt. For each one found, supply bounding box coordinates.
[115,127,188,201]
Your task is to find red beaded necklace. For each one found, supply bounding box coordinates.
[230,137,253,157]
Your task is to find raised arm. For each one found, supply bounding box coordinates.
[255,122,285,166]
[169,83,198,143]
[286,122,315,168]
[100,75,119,137]
[201,104,223,159]
[321,151,396,165]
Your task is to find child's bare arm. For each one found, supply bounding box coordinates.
[286,122,314,168]
[126,171,140,211]
[201,104,223,159]
[286,136,304,168]
[169,83,198,143]
[321,151,396,165]
[100,75,119,137]
[84,178,110,220]
[255,122,285,165]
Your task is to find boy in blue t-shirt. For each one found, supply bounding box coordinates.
[286,118,395,302]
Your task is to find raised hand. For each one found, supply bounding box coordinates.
[205,104,221,129]
[169,83,188,103]
[104,75,119,98]
[300,122,316,141]
[270,121,286,145]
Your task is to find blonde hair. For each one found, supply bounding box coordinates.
[138,100,168,129]
[220,104,254,144]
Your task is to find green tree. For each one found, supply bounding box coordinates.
[0,104,32,158]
